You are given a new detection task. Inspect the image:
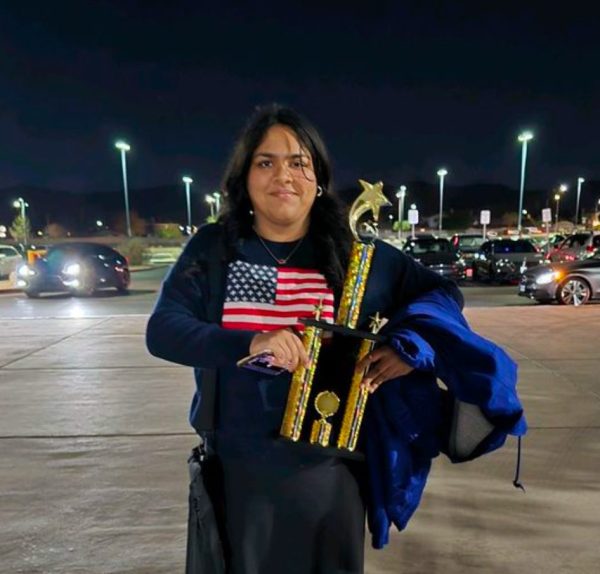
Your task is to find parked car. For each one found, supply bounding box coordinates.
[547,232,600,263]
[16,242,130,298]
[402,237,466,281]
[472,238,543,283]
[519,254,600,305]
[450,233,486,276]
[0,244,24,279]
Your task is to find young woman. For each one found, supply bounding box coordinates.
[147,105,520,574]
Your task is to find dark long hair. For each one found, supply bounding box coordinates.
[219,104,352,295]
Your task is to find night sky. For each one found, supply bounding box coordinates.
[1,1,599,196]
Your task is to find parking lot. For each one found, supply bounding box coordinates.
[0,271,599,573]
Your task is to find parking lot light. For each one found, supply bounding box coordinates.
[437,169,448,233]
[114,140,132,237]
[395,185,407,242]
[517,131,534,234]
[205,194,216,219]
[182,176,193,234]
[213,191,222,215]
[574,178,585,226]
[554,192,563,232]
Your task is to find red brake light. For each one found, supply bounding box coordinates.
[586,245,594,253]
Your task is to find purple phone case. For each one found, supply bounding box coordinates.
[239,353,288,376]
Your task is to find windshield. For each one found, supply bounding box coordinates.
[407,239,453,254]
[492,240,536,254]
[457,236,484,249]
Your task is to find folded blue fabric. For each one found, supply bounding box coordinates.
[364,288,527,549]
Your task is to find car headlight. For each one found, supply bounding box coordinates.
[17,264,35,277]
[63,263,81,276]
[535,271,560,285]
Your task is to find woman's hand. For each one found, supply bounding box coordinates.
[249,328,310,372]
[356,345,414,393]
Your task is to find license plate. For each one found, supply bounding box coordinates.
[466,268,473,278]
[519,284,526,293]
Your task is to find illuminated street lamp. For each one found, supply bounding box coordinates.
[12,197,29,245]
[182,176,193,233]
[517,131,534,234]
[205,194,216,219]
[395,185,407,242]
[575,177,585,225]
[213,191,222,215]
[554,184,568,232]
[437,169,448,233]
[115,140,132,237]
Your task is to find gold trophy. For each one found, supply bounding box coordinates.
[280,180,391,455]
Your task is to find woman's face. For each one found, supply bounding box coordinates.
[247,124,318,232]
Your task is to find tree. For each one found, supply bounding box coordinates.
[9,214,31,245]
[44,223,67,239]
[154,223,183,239]
[500,212,518,227]
[111,211,147,236]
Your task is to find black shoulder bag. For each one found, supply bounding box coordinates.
[185,230,230,574]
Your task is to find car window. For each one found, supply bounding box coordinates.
[407,240,452,254]
[492,240,535,254]
[564,234,590,248]
[458,236,484,249]
[0,247,19,257]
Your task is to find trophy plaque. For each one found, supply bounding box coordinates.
[279,180,391,455]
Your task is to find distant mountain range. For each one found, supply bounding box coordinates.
[1,180,598,234]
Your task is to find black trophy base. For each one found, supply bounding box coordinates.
[275,436,366,461]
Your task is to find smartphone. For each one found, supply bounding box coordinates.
[236,351,289,376]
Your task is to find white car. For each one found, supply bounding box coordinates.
[0,245,24,279]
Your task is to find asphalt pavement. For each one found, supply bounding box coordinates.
[0,271,599,573]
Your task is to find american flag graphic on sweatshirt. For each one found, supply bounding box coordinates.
[221,260,335,331]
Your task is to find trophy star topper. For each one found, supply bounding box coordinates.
[349,180,392,240]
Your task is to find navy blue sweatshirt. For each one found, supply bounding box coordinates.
[146,224,463,459]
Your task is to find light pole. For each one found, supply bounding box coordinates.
[205,195,216,219]
[182,176,193,234]
[409,203,418,239]
[213,192,221,216]
[115,141,132,237]
[517,131,534,234]
[575,177,585,226]
[395,185,407,242]
[437,169,448,234]
[12,197,29,245]
[554,184,568,233]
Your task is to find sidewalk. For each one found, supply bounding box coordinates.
[0,307,598,573]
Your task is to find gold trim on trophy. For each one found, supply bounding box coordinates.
[336,180,390,329]
[337,313,387,451]
[280,299,325,441]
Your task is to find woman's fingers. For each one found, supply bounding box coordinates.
[263,329,309,372]
[360,346,415,392]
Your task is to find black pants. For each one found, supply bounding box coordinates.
[220,456,367,574]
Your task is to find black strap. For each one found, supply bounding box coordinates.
[512,436,525,492]
[195,227,227,432]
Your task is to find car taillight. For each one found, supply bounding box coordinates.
[586,245,594,253]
